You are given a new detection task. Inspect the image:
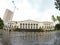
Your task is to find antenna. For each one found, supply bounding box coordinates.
[12,1,16,12]
[12,0,19,12]
[8,0,18,31]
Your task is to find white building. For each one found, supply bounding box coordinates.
[3,9,54,31]
[3,9,13,30]
[7,20,54,30]
[3,9,13,22]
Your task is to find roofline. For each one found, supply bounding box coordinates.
[10,19,53,23]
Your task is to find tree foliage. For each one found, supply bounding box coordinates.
[55,0,60,10]
[52,15,60,30]
[52,15,56,22]
[52,15,60,24]
[57,16,60,23]
[55,24,60,30]
[0,18,4,29]
[54,0,60,30]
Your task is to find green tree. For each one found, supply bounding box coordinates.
[55,24,60,30]
[55,0,60,10]
[54,0,60,30]
[13,21,18,31]
[52,15,57,22]
[0,18,4,29]
[57,16,60,23]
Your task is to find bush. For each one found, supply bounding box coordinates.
[40,28,45,32]
[0,18,4,29]
[55,24,60,30]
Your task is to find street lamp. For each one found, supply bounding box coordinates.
[9,0,19,31]
[12,1,16,12]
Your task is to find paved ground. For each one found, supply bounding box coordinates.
[1,30,60,45]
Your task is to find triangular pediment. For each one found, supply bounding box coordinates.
[19,19,40,23]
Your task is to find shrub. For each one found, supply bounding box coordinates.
[55,24,60,30]
[0,18,4,29]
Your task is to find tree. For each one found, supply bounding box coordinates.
[51,15,60,23]
[54,0,60,30]
[55,0,60,10]
[55,24,60,30]
[51,15,60,30]
[13,21,18,31]
[0,18,4,29]
[57,16,60,23]
[52,15,57,22]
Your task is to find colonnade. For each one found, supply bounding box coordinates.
[20,23,38,29]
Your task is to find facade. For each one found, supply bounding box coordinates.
[3,9,13,30]
[3,9,54,31]
[3,9,13,22]
[3,9,13,29]
[7,20,54,30]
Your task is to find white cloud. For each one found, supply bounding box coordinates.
[0,0,60,22]
[12,0,40,21]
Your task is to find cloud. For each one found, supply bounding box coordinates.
[12,0,40,21]
[0,0,60,22]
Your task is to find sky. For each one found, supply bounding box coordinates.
[0,0,60,22]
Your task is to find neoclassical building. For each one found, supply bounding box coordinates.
[7,20,54,30]
[3,9,54,31]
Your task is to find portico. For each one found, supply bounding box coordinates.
[7,20,54,31]
[20,23,38,29]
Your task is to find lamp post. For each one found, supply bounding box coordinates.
[9,0,18,31]
[12,0,19,12]
[12,1,16,12]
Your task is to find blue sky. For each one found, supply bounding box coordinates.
[0,0,60,22]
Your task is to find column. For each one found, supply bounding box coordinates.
[20,23,23,29]
[32,24,34,29]
[24,24,25,29]
[31,24,32,29]
[21,23,23,29]
[28,24,30,29]
[34,24,35,29]
[26,24,27,29]
[23,23,24,29]
[30,24,31,29]
[36,24,38,29]
[20,23,22,29]
[24,24,26,29]
[27,24,28,29]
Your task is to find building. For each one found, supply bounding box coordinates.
[3,9,54,31]
[3,9,13,22]
[3,9,13,30]
[7,20,54,31]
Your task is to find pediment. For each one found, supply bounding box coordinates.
[19,20,40,24]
